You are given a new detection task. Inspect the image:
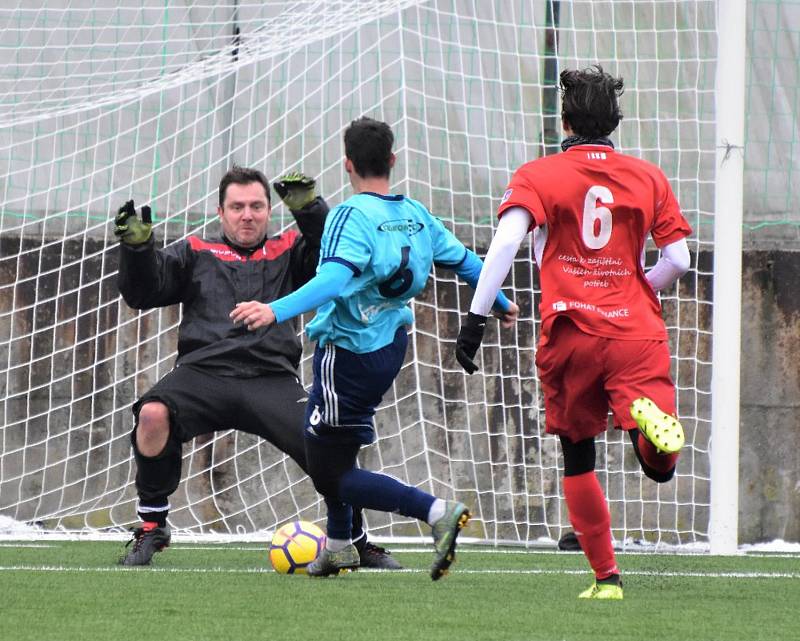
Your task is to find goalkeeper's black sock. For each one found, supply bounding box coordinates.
[138,508,168,528]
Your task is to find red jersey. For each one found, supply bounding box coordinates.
[498,144,691,343]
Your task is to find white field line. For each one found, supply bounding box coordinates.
[0,565,798,579]
[2,543,799,560]
[2,533,799,555]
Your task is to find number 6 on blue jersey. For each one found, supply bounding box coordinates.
[378,246,413,298]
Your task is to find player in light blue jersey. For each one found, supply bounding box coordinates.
[303,190,469,353]
[231,117,518,580]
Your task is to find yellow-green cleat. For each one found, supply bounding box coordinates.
[630,396,685,454]
[430,501,471,581]
[306,544,360,577]
[578,582,624,600]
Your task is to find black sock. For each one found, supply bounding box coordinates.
[138,510,168,528]
[352,532,367,552]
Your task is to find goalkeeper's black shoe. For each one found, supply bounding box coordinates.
[357,542,403,570]
[119,523,171,566]
[558,531,582,551]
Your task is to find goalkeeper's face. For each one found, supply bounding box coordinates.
[218,181,271,248]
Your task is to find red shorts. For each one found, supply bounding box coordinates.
[535,317,676,443]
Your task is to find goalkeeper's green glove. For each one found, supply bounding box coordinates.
[114,200,152,245]
[272,172,317,211]
[455,312,487,375]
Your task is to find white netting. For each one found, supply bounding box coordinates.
[0,0,716,545]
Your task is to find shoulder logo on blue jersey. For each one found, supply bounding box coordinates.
[377,219,425,236]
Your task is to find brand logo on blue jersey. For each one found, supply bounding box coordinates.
[377,219,424,236]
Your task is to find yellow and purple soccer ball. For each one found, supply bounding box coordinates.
[269,520,326,574]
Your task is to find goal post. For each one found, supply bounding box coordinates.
[709,0,746,555]
[0,1,730,549]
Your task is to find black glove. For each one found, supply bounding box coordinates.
[272,172,317,211]
[114,200,152,245]
[456,312,487,374]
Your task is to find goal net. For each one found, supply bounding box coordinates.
[0,1,717,546]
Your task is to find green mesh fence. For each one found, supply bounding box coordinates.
[745,0,800,247]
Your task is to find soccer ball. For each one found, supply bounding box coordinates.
[269,520,326,574]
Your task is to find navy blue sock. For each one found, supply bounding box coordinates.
[338,468,435,522]
[350,509,365,543]
[325,498,353,541]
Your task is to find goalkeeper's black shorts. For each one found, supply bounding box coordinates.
[132,364,309,471]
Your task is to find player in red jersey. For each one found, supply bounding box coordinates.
[456,66,692,599]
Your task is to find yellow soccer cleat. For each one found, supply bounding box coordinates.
[630,397,685,454]
[578,582,624,600]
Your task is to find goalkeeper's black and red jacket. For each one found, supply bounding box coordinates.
[117,198,328,377]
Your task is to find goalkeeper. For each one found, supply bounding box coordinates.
[456,66,692,599]
[115,167,399,570]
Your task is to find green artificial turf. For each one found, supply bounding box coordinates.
[1,541,797,641]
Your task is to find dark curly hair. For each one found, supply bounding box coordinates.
[560,65,624,138]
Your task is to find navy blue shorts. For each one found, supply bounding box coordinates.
[304,326,408,445]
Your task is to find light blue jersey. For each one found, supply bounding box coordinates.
[305,192,467,353]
